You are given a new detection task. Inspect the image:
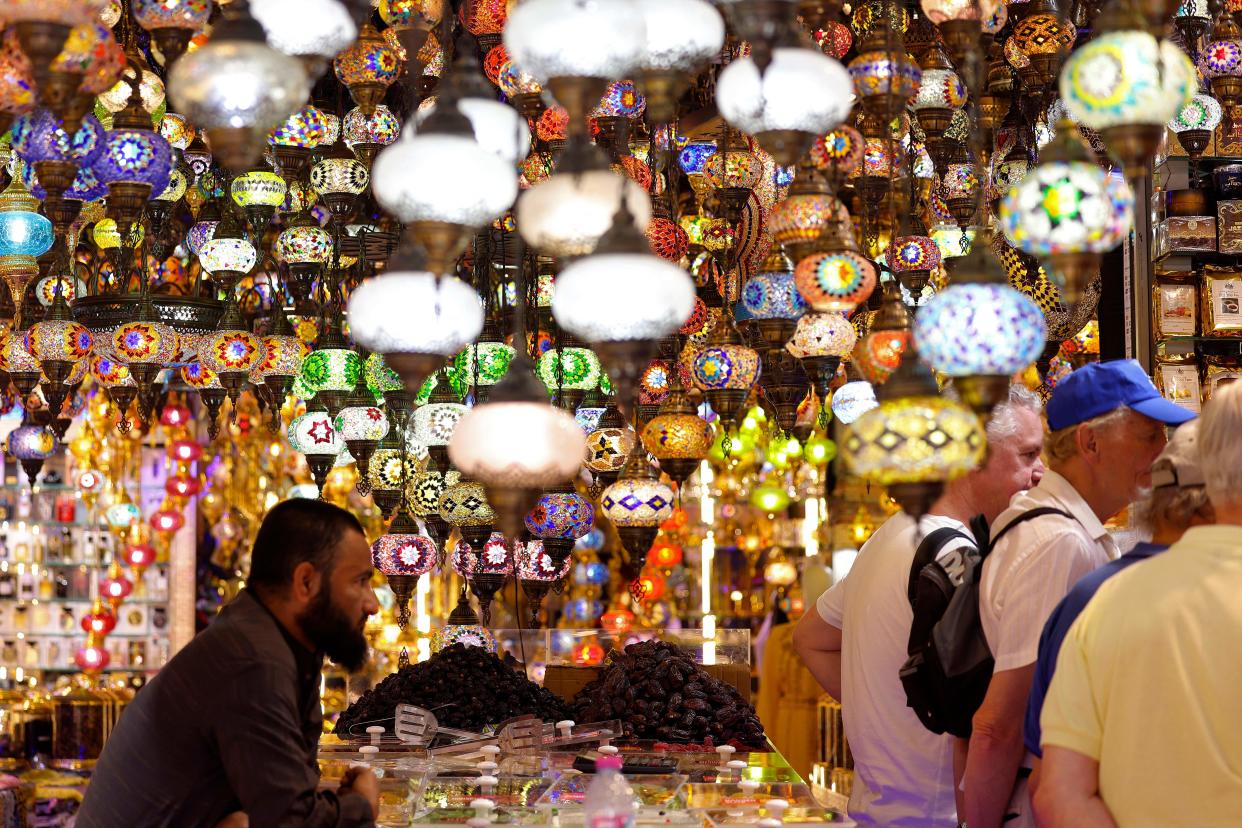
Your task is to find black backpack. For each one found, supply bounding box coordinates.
[899,507,1073,738]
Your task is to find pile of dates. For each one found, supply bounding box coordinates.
[571,640,765,748]
[335,644,571,735]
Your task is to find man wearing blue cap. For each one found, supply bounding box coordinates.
[961,359,1194,828]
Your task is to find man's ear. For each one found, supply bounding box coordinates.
[289,561,322,603]
[1075,422,1101,465]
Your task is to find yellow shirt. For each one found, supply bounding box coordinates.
[1041,525,1242,827]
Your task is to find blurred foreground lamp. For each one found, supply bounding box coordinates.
[449,357,587,538]
[553,203,695,409]
[632,0,725,122]
[843,347,985,518]
[169,0,311,172]
[921,0,1001,64]
[717,39,853,165]
[133,0,212,66]
[253,0,358,65]
[999,119,1134,303]
[503,0,643,126]
[1059,19,1195,181]
[914,235,1047,413]
[347,264,484,393]
[831,380,878,425]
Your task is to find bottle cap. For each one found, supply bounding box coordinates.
[596,755,624,771]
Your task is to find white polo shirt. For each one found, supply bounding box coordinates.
[981,471,1120,673]
[817,512,974,828]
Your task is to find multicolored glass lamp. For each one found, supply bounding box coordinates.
[843,346,985,519]
[371,506,436,629]
[289,403,344,497]
[690,312,760,424]
[133,0,211,67]
[515,538,573,627]
[300,319,363,416]
[640,376,713,484]
[525,482,594,567]
[95,84,173,240]
[335,375,391,493]
[600,442,674,574]
[0,162,54,331]
[914,232,1048,413]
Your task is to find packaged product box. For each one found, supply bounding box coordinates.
[1200,266,1242,336]
[1152,281,1198,339]
[1154,359,1203,414]
[1203,357,1242,400]
[1154,217,1217,258]
[1220,200,1242,254]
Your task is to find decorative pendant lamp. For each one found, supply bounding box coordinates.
[0,162,54,331]
[525,481,594,568]
[371,506,436,628]
[536,341,602,410]
[601,442,674,574]
[1007,0,1076,95]
[1059,7,1195,181]
[335,375,391,494]
[169,0,311,172]
[999,119,1134,303]
[1200,14,1242,128]
[584,403,637,487]
[347,254,482,393]
[743,246,808,355]
[112,293,178,421]
[515,539,572,628]
[922,0,1001,65]
[843,346,985,518]
[1169,93,1224,160]
[334,22,402,115]
[912,44,967,173]
[9,420,57,485]
[439,478,497,551]
[181,361,227,439]
[788,311,857,403]
[552,201,695,410]
[794,244,877,313]
[367,431,410,517]
[95,85,174,240]
[453,324,515,404]
[288,403,343,496]
[691,312,761,425]
[632,0,725,122]
[412,369,468,469]
[717,26,853,165]
[372,40,516,276]
[268,103,331,179]
[253,0,358,67]
[198,299,262,414]
[915,231,1048,413]
[133,0,212,67]
[848,8,923,130]
[12,110,106,203]
[365,351,413,424]
[854,281,911,385]
[231,165,288,231]
[517,136,652,257]
[640,378,713,485]
[310,141,370,226]
[27,286,91,417]
[343,104,401,167]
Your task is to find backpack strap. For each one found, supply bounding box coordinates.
[907,526,975,606]
[986,507,1076,557]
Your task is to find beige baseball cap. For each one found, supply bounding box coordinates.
[1150,420,1205,490]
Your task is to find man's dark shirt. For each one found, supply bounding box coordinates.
[76,590,375,828]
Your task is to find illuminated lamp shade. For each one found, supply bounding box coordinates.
[168,1,311,172]
[786,312,857,359]
[751,483,790,513]
[649,540,683,569]
[438,480,497,528]
[502,0,643,87]
[310,156,370,199]
[552,219,696,344]
[9,425,56,484]
[454,342,515,388]
[269,104,330,150]
[1168,93,1224,154]
[690,333,761,397]
[769,192,850,250]
[848,41,922,117]
[331,19,402,114]
[231,168,287,209]
[639,361,671,406]
[411,397,467,448]
[600,606,635,634]
[252,0,358,59]
[915,277,1047,378]
[517,162,652,257]
[921,0,1000,23]
[815,20,854,60]
[794,250,877,312]
[275,224,332,265]
[743,252,807,320]
[641,404,713,467]
[94,122,174,201]
[75,636,111,672]
[999,152,1133,258]
[408,468,461,518]
[12,110,105,173]
[299,346,361,397]
[601,472,675,527]
[112,318,177,365]
[830,380,878,425]
[645,217,689,262]
[590,80,646,119]
[343,104,401,152]
[536,347,602,393]
[844,390,985,511]
[287,409,343,455]
[585,425,636,474]
[372,527,436,578]
[27,313,92,364]
[525,490,595,541]
[716,47,853,165]
[889,235,943,274]
[198,236,258,283]
[1059,30,1194,178]
[372,127,518,228]
[347,272,484,391]
[81,603,117,636]
[150,509,185,533]
[335,403,390,443]
[91,218,144,251]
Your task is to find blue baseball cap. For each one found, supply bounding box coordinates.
[1047,359,1197,431]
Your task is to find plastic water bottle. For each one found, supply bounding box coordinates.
[584,755,636,828]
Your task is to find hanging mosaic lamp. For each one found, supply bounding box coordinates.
[524,481,595,568]
[600,441,674,573]
[640,376,713,485]
[371,507,437,628]
[843,345,985,518]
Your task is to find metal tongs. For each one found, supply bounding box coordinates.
[394,704,486,745]
[425,716,625,759]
